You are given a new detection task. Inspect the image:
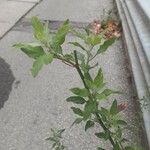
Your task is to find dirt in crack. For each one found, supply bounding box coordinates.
[0,58,15,109]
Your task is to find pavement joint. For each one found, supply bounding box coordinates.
[13,18,89,33]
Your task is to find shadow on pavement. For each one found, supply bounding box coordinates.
[0,57,15,109]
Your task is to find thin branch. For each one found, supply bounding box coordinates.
[74,50,89,90]
[62,60,75,67]
[54,53,76,67]
[46,45,76,67]
[95,113,115,146]
[89,52,98,62]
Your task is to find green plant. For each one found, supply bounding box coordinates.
[13,16,143,150]
[46,128,66,150]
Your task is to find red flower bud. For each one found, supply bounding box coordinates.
[117,102,128,112]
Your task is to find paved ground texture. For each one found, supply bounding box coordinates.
[0,0,40,39]
[0,0,142,150]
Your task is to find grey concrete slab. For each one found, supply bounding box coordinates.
[0,22,11,38]
[0,31,99,150]
[0,0,6,4]
[0,1,35,38]
[26,0,114,22]
[0,29,140,149]
[11,0,40,3]
[0,1,34,22]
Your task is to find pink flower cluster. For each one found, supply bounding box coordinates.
[90,19,122,38]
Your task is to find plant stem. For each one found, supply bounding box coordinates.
[54,53,75,67]
[95,113,115,146]
[119,142,124,150]
[89,52,98,62]
[73,50,116,148]
[47,45,75,67]
[86,45,93,64]
[74,50,89,90]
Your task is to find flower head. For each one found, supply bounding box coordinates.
[113,30,121,38]
[104,20,122,39]
[89,19,122,38]
[90,20,101,35]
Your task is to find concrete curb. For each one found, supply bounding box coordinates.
[115,0,150,149]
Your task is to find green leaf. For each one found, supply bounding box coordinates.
[55,147,59,150]
[124,147,144,150]
[60,145,65,150]
[31,16,48,42]
[66,96,86,104]
[110,100,118,115]
[95,131,109,140]
[45,137,57,142]
[97,147,105,150]
[116,120,127,126]
[84,72,93,82]
[116,127,122,138]
[84,101,97,113]
[100,107,109,116]
[31,16,44,32]
[71,107,84,116]
[92,35,102,46]
[85,79,94,89]
[86,35,102,46]
[113,143,120,150]
[97,38,116,54]
[84,100,97,120]
[96,89,114,100]
[80,60,90,73]
[94,68,104,88]
[125,147,133,150]
[72,118,83,126]
[13,43,45,59]
[98,107,109,122]
[84,72,94,89]
[84,27,90,35]
[51,44,63,54]
[43,54,53,64]
[57,129,65,137]
[52,20,70,45]
[52,143,56,148]
[31,54,53,77]
[31,56,44,77]
[85,120,94,131]
[70,88,89,97]
[69,42,86,51]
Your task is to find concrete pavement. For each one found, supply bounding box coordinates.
[0,0,141,149]
[0,0,41,39]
